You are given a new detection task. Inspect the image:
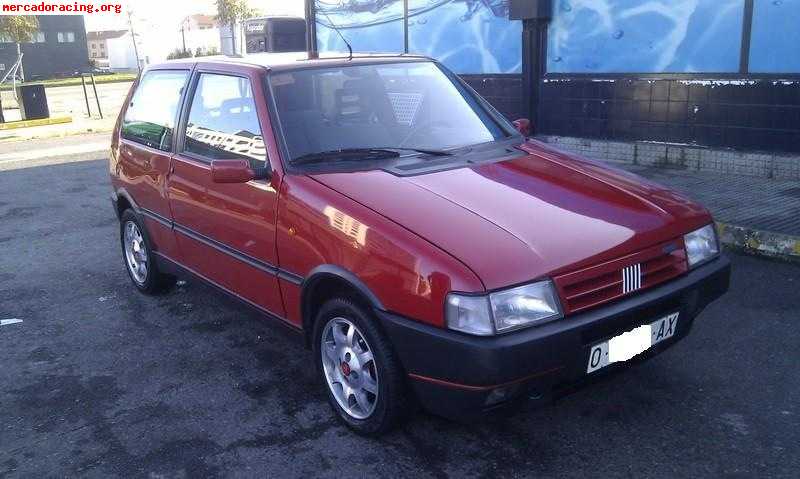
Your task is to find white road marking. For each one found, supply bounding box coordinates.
[0,142,108,163]
[0,318,23,326]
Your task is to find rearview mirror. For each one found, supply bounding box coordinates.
[210,160,271,183]
[513,118,532,137]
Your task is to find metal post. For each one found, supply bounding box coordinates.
[16,43,24,82]
[305,0,318,58]
[90,74,103,119]
[522,18,548,134]
[403,0,409,54]
[80,75,91,117]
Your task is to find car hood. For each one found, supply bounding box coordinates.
[309,140,711,290]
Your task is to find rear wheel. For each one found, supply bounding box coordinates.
[313,298,410,435]
[120,209,174,294]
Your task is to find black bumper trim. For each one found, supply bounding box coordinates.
[377,255,730,418]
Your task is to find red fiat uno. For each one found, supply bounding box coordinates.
[109,53,730,435]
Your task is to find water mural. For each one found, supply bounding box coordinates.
[315,0,522,74]
[749,0,800,73]
[547,0,745,73]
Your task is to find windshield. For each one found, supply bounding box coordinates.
[269,61,511,166]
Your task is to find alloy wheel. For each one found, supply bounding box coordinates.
[320,317,379,420]
[123,221,148,284]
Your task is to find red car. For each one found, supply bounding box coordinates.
[109,53,730,435]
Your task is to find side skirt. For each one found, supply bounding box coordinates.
[153,251,304,337]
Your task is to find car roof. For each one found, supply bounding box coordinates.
[151,51,432,72]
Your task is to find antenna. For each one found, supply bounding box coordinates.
[321,11,353,60]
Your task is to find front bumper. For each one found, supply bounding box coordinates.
[377,255,730,420]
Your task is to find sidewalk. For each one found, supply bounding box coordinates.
[618,164,800,259]
[0,115,116,142]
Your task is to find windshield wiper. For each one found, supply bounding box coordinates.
[292,148,401,166]
[374,147,454,157]
[292,147,453,166]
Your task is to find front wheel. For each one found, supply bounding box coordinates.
[313,298,411,435]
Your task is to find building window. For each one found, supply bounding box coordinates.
[547,0,745,73]
[749,0,800,73]
[29,32,46,43]
[91,52,97,58]
[91,43,96,49]
[57,31,76,43]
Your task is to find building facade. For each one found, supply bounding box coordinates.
[86,30,128,67]
[307,0,800,174]
[0,15,89,80]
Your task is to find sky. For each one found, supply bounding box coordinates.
[83,0,305,32]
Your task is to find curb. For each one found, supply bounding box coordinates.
[717,221,800,261]
[0,123,114,143]
[0,116,72,130]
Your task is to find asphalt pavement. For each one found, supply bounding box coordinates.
[1,141,798,478]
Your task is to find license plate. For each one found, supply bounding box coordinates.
[586,312,679,374]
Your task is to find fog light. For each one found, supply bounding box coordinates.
[485,385,518,406]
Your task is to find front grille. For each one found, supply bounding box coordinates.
[553,238,688,315]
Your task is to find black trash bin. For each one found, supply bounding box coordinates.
[16,84,50,120]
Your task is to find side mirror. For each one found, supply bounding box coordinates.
[513,118,532,137]
[210,159,271,183]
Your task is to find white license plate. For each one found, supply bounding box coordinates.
[586,312,679,374]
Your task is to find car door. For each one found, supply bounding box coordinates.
[167,66,285,318]
[117,69,189,259]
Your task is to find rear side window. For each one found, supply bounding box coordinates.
[183,73,266,167]
[121,70,188,151]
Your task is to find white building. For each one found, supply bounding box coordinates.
[181,14,221,56]
[106,31,141,71]
[86,30,128,68]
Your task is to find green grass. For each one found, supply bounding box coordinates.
[0,73,136,91]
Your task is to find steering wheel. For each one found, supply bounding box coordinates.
[399,120,452,147]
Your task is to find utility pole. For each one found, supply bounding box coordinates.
[181,17,187,54]
[127,10,141,72]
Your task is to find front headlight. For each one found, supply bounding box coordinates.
[684,224,719,268]
[446,280,562,336]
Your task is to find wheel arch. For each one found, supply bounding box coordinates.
[112,188,139,220]
[300,265,385,348]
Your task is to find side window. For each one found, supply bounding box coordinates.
[122,70,188,151]
[183,73,266,167]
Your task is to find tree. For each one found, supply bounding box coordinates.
[0,15,39,81]
[215,0,254,55]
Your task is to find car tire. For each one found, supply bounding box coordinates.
[119,209,175,294]
[313,297,411,436]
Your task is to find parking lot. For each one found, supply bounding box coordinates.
[1,137,799,478]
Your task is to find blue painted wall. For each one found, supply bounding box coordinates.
[749,0,800,73]
[546,0,745,74]
[315,0,522,74]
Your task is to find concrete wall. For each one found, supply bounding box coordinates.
[539,135,800,181]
